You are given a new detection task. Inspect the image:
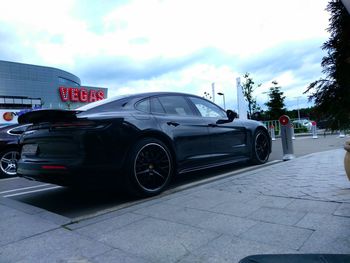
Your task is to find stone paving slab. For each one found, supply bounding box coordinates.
[286,199,341,214]
[334,203,350,217]
[0,228,112,263]
[240,222,314,250]
[92,249,153,263]
[78,216,220,263]
[196,213,258,237]
[133,202,219,227]
[247,207,307,226]
[300,227,350,254]
[208,198,262,217]
[178,235,296,263]
[0,204,60,247]
[73,212,146,235]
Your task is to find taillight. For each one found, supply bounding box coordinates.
[51,121,108,130]
[41,165,67,170]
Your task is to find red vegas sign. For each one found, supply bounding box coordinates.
[59,87,105,103]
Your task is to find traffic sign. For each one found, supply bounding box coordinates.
[279,115,290,126]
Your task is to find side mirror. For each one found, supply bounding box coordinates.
[226,110,238,121]
[216,110,238,124]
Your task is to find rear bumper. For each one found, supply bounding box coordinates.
[17,159,119,186]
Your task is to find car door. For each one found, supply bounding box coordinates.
[187,96,249,162]
[150,95,212,172]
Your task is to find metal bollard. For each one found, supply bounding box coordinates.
[311,121,318,139]
[279,115,295,161]
[291,124,295,140]
[269,125,276,141]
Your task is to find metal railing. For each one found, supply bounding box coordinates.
[262,118,312,136]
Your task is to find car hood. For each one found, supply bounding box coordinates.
[18,109,79,124]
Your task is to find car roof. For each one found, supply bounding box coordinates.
[124,91,203,99]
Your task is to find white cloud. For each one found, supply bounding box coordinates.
[0,0,330,109]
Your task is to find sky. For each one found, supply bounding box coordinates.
[0,0,330,111]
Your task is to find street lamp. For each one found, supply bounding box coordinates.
[294,96,301,121]
[217,92,226,110]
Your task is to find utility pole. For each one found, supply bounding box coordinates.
[294,96,301,121]
[212,83,215,103]
[217,92,226,109]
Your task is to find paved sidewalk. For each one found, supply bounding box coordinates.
[1,149,350,262]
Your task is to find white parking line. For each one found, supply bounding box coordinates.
[3,186,61,198]
[0,177,21,182]
[0,184,50,195]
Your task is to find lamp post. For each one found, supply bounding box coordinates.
[297,97,301,121]
[294,96,301,121]
[217,92,226,110]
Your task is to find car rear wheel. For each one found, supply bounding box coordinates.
[125,138,173,197]
[0,149,20,177]
[252,130,270,164]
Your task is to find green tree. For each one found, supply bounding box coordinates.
[241,73,261,118]
[265,81,286,120]
[305,0,350,130]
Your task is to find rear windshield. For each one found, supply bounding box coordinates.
[76,95,130,112]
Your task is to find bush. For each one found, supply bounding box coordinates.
[293,123,308,133]
[294,126,308,133]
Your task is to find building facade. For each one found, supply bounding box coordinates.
[0,60,108,124]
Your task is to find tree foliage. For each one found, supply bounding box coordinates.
[305,0,350,130]
[265,81,286,120]
[241,73,261,118]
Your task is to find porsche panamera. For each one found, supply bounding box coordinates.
[17,92,271,196]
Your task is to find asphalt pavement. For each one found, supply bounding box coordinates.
[0,137,349,262]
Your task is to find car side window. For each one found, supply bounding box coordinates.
[150,97,166,114]
[188,97,226,118]
[135,99,150,113]
[158,96,194,116]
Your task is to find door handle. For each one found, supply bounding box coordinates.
[167,121,179,127]
[208,123,218,127]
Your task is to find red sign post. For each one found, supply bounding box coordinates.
[311,121,318,139]
[278,115,295,161]
[279,115,290,126]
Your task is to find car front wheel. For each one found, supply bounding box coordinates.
[125,138,174,197]
[251,130,270,164]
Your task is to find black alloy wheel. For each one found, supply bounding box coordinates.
[252,130,270,164]
[0,149,20,178]
[126,138,173,196]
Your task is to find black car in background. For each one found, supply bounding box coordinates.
[17,92,271,196]
[0,124,30,178]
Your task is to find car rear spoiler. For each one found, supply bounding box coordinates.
[18,109,80,124]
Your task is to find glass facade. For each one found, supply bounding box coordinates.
[58,77,80,87]
[0,60,108,110]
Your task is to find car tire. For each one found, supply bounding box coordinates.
[124,138,174,197]
[0,148,20,178]
[251,129,270,165]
